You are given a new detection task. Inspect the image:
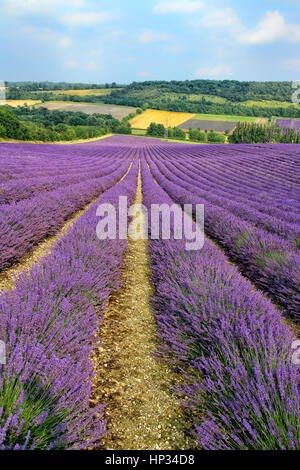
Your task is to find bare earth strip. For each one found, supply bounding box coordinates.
[91,170,194,450]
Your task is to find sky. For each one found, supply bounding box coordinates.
[0,0,300,83]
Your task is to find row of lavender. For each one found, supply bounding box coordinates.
[0,157,139,449]
[0,142,131,204]
[141,157,299,449]
[276,119,300,133]
[149,144,300,238]
[0,147,134,271]
[144,144,300,322]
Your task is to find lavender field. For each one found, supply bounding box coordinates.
[0,135,299,450]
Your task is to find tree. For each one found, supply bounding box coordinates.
[0,107,23,138]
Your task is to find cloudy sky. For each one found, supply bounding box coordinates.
[0,0,299,83]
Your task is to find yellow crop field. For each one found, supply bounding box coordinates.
[57,88,121,96]
[130,109,195,129]
[0,99,41,107]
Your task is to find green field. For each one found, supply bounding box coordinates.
[194,113,257,122]
[241,99,300,109]
[129,133,209,145]
[132,128,147,135]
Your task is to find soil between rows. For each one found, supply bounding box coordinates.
[91,169,194,450]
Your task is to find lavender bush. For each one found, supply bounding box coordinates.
[141,157,300,450]
[0,149,133,271]
[144,146,300,321]
[0,146,138,449]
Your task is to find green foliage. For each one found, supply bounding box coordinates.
[207,131,226,143]
[0,107,25,138]
[100,80,300,119]
[188,128,207,142]
[0,105,131,142]
[146,122,165,137]
[116,124,132,135]
[146,122,186,140]
[228,122,299,144]
[173,127,186,140]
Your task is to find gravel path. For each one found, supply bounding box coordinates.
[91,168,194,450]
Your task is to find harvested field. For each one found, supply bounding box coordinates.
[0,99,42,107]
[56,88,122,96]
[130,109,195,129]
[178,118,237,132]
[36,101,136,119]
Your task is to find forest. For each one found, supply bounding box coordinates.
[6,80,300,119]
[101,80,300,118]
[0,106,131,141]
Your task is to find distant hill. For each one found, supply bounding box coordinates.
[6,79,300,119]
[101,79,300,119]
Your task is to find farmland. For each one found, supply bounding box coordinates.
[193,113,257,122]
[130,109,258,133]
[130,109,195,129]
[178,118,237,132]
[276,119,300,133]
[35,101,137,119]
[49,88,120,96]
[0,99,42,107]
[0,135,299,450]
[103,80,300,119]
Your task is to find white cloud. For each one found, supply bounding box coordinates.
[2,0,84,14]
[60,12,112,27]
[84,61,102,71]
[63,60,102,71]
[64,60,79,69]
[21,26,57,41]
[59,37,71,48]
[153,1,203,14]
[239,11,300,44]
[109,29,124,37]
[139,29,171,44]
[162,44,185,55]
[284,58,300,70]
[91,49,102,56]
[196,65,232,78]
[200,8,241,29]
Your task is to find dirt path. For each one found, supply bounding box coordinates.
[91,169,194,450]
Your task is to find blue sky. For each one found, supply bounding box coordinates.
[0,0,299,83]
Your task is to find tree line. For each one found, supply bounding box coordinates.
[0,106,131,142]
[7,80,300,119]
[103,90,300,119]
[6,79,295,102]
[146,121,299,144]
[229,122,300,143]
[125,79,294,102]
[146,122,226,143]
